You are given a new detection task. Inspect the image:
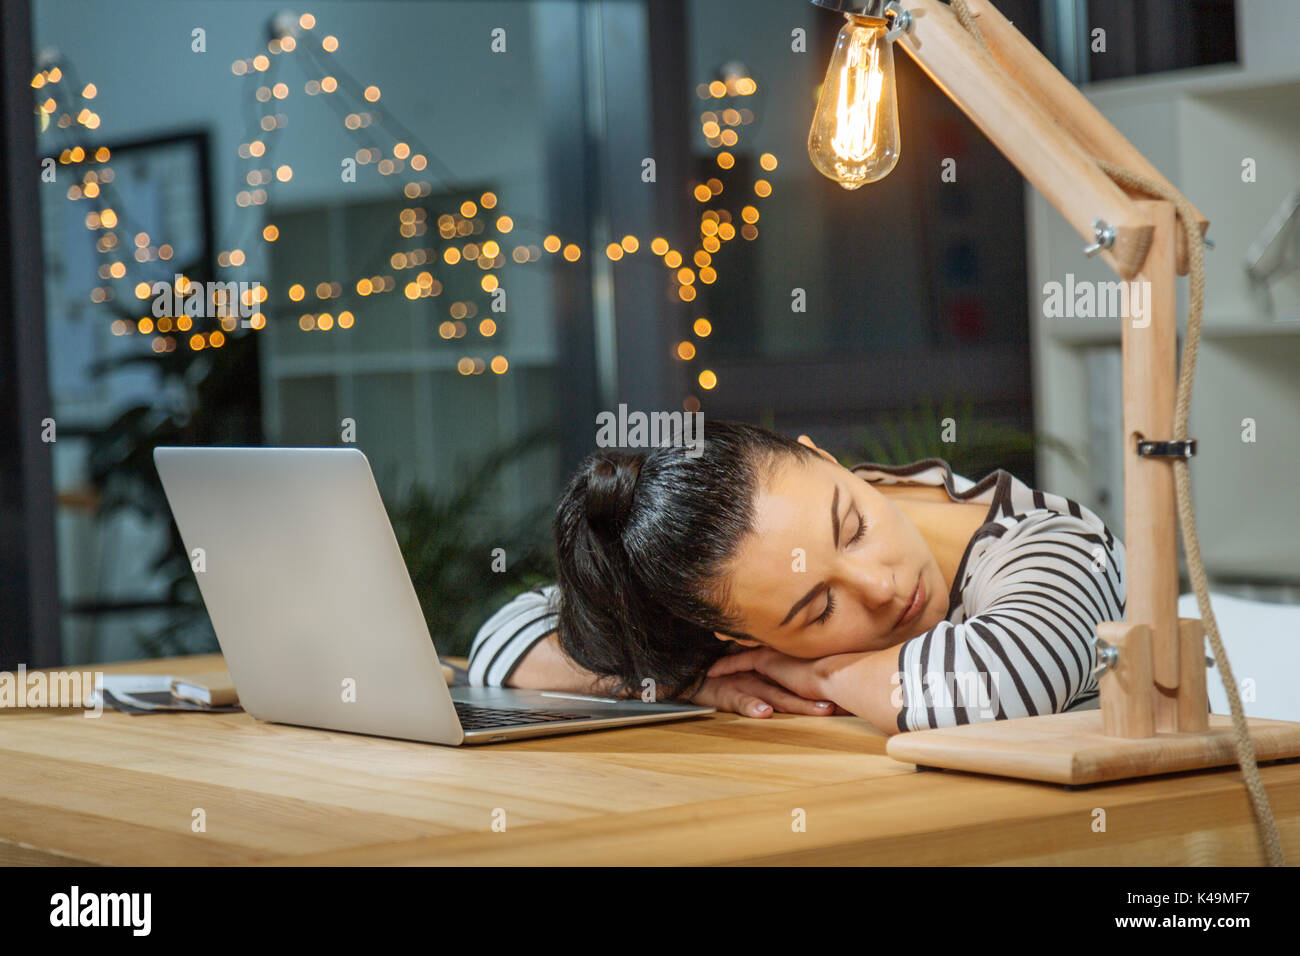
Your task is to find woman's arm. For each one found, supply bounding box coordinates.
[506,632,621,694]
[710,509,1126,735]
[471,585,839,716]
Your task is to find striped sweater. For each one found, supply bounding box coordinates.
[468,458,1125,732]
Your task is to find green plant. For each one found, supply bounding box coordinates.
[383,429,558,659]
[85,327,263,659]
[840,396,1086,481]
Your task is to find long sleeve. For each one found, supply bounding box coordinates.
[894,509,1126,731]
[467,584,560,687]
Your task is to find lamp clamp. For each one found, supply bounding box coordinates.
[1083,218,1117,257]
[1136,439,1197,459]
[883,2,914,41]
[809,0,910,37]
[1091,636,1119,679]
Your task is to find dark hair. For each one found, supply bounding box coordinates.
[553,419,819,700]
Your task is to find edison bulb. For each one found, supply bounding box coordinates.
[808,15,900,189]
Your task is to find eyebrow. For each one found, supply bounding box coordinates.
[779,484,843,627]
[779,581,828,626]
[830,484,841,547]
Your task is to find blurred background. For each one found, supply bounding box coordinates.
[2,0,1297,669]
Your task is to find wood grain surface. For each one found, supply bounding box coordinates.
[3,654,1297,865]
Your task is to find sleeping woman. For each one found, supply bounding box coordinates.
[468,420,1125,735]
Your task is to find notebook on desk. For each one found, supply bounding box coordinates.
[153,446,714,745]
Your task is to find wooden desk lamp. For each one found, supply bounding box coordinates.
[805,0,1300,789]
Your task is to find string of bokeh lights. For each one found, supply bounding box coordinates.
[34,10,778,410]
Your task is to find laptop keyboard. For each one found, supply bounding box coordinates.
[453,701,592,731]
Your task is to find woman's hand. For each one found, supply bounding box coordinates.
[711,646,906,731]
[707,647,838,704]
[689,670,837,719]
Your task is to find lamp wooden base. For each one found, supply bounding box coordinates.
[886,711,1300,786]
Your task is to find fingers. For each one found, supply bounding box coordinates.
[703,677,771,718]
[735,693,774,718]
[695,675,772,718]
[707,649,763,678]
[739,675,836,716]
[707,673,834,718]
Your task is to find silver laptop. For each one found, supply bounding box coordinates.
[153,446,713,745]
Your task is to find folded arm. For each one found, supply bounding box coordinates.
[469,585,837,716]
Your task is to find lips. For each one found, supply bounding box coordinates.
[894,575,924,630]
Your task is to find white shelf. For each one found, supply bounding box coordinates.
[1028,49,1300,581]
[1046,317,1300,345]
[1200,317,1300,337]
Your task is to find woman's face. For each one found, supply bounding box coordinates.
[716,439,948,658]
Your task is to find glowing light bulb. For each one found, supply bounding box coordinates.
[807,15,900,189]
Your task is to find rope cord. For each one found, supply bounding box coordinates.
[947,0,1285,865]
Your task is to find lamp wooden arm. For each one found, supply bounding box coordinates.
[889,0,1202,280]
[962,0,1209,275]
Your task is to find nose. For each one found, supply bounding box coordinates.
[837,555,896,610]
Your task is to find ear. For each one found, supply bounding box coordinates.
[714,631,762,648]
[796,434,838,465]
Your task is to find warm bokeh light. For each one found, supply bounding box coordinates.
[693,317,712,337]
[698,369,717,389]
[676,341,696,360]
[562,243,581,261]
[543,235,561,253]
[650,237,669,256]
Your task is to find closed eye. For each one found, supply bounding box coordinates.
[813,590,836,626]
[813,507,865,627]
[846,509,866,546]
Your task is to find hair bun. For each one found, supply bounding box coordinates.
[585,452,644,537]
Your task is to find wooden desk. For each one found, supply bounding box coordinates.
[3,653,1298,865]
